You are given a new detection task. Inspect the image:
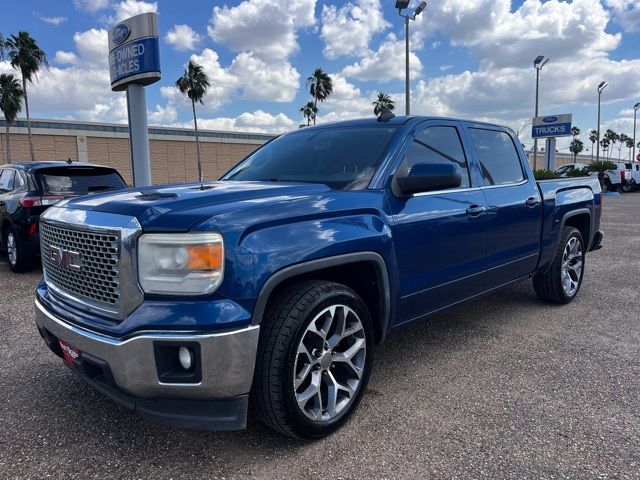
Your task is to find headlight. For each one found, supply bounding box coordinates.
[138,233,224,295]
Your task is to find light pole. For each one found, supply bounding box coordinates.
[532,55,549,170]
[396,1,426,116]
[633,102,640,162]
[596,81,607,162]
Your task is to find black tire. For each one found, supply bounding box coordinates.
[604,179,616,192]
[621,182,632,193]
[4,226,33,273]
[252,280,374,439]
[533,226,585,304]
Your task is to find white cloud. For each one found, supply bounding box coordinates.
[73,28,109,67]
[605,0,640,32]
[414,0,620,68]
[320,0,389,59]
[165,24,201,51]
[228,53,300,102]
[39,16,68,26]
[73,0,109,12]
[54,51,79,65]
[149,104,178,124]
[341,34,422,82]
[207,0,317,60]
[109,0,158,23]
[439,65,454,72]
[180,110,296,134]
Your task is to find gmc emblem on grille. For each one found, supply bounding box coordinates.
[49,246,82,272]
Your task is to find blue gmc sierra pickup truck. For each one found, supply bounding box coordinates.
[35,116,603,439]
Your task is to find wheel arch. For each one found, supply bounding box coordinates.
[252,252,391,344]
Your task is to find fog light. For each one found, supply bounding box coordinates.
[178,346,194,370]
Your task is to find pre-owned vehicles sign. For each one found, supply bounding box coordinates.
[108,12,161,91]
[532,114,572,138]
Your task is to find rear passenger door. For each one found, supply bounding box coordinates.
[466,127,542,287]
[388,121,489,325]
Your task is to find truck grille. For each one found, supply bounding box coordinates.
[40,222,120,307]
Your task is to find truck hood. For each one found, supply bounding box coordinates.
[59,181,336,231]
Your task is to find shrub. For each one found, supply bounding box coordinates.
[534,169,560,180]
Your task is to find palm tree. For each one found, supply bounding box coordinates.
[588,129,598,161]
[604,129,618,160]
[176,60,210,182]
[0,74,24,164]
[571,126,580,139]
[569,138,584,164]
[618,133,629,160]
[372,92,395,117]
[588,159,616,191]
[300,102,317,126]
[625,137,634,160]
[600,138,610,160]
[5,32,48,161]
[307,68,333,125]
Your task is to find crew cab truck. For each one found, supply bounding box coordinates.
[35,116,603,439]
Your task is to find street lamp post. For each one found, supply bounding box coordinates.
[533,55,549,170]
[396,1,427,116]
[596,81,608,163]
[633,102,640,162]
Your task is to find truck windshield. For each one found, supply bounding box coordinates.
[221,126,398,190]
[37,167,127,194]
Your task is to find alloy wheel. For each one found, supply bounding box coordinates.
[561,236,583,297]
[293,304,366,422]
[7,232,17,266]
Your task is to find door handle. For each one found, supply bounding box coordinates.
[525,196,540,207]
[466,205,486,216]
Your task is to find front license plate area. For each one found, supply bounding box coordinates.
[59,339,80,364]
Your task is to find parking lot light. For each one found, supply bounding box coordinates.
[596,81,608,162]
[397,1,427,116]
[533,55,550,170]
[633,102,640,162]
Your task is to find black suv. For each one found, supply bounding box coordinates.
[0,162,127,272]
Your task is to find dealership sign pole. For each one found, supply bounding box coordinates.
[108,12,161,187]
[531,114,572,170]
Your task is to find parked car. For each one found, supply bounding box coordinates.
[34,117,603,439]
[555,162,630,192]
[0,161,127,272]
[555,163,590,177]
[623,161,640,191]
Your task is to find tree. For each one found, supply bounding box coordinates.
[5,32,48,161]
[372,92,395,117]
[569,138,584,163]
[307,68,333,125]
[0,73,24,164]
[628,137,636,160]
[176,60,210,182]
[604,129,618,160]
[600,138,610,160]
[300,102,317,127]
[571,126,580,139]
[588,129,598,161]
[618,133,629,160]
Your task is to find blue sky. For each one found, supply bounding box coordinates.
[1,0,640,156]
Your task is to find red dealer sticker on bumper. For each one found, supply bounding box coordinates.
[59,339,80,364]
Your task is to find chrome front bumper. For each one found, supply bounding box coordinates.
[35,299,259,399]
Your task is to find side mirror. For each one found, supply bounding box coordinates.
[395,162,462,196]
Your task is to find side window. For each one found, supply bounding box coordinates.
[469,128,525,186]
[0,169,15,192]
[13,171,25,189]
[404,126,470,188]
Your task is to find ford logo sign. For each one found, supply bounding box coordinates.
[542,116,558,123]
[112,23,131,45]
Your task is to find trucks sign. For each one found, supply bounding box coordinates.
[532,114,572,139]
[108,12,161,91]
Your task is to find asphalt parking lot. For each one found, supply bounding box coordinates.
[1,193,639,479]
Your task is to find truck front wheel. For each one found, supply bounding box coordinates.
[253,280,374,439]
[533,226,585,304]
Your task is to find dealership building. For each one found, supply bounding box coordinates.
[0,118,272,185]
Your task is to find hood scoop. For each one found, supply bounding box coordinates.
[136,190,179,201]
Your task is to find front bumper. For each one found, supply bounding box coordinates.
[35,298,260,430]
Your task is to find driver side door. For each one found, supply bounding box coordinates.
[386,121,489,327]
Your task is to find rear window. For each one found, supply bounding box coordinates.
[36,167,127,194]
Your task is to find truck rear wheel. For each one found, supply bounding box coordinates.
[533,226,585,304]
[253,280,374,439]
